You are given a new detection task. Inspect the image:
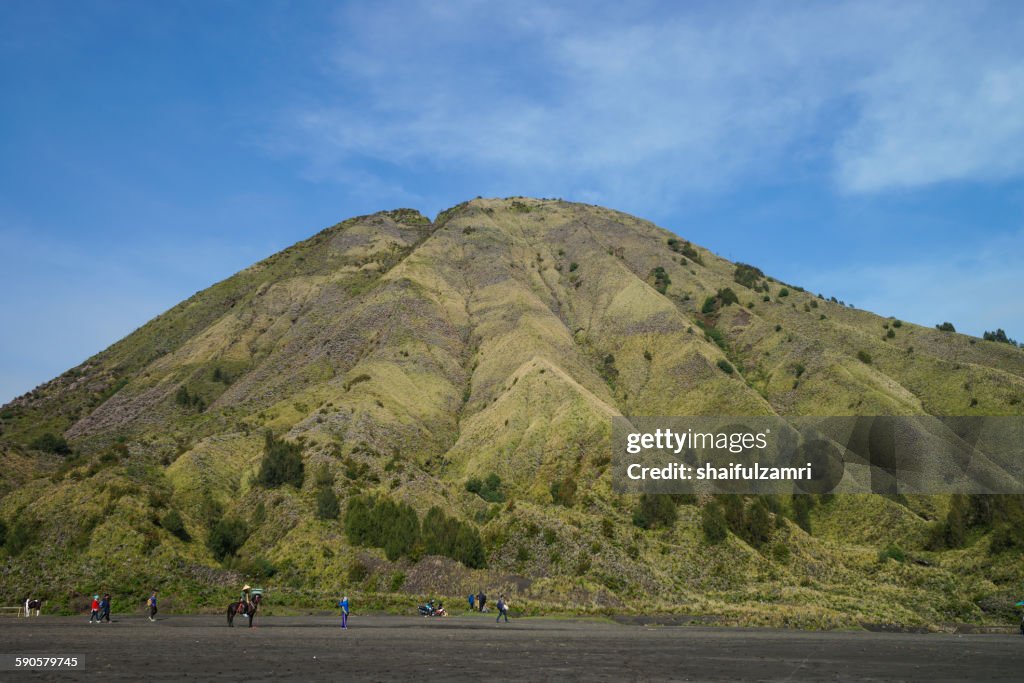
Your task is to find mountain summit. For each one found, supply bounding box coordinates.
[2,197,1022,626]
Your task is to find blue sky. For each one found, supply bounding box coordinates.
[1,0,1023,403]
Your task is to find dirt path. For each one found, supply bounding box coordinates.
[2,614,1022,681]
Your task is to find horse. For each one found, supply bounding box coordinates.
[227,592,261,628]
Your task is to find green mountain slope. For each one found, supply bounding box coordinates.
[2,198,1022,626]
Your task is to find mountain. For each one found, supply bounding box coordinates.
[2,197,1023,626]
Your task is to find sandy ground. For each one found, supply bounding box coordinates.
[1,614,1022,681]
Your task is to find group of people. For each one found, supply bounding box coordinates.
[468,591,511,622]
[88,594,112,623]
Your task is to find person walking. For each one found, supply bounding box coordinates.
[100,594,111,623]
[147,591,158,622]
[495,595,509,624]
[478,591,487,613]
[468,593,475,611]
[89,595,101,623]
[339,595,350,629]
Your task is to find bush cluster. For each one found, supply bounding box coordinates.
[465,473,505,503]
[344,495,486,567]
[30,432,71,455]
[550,477,578,507]
[174,385,206,412]
[702,288,739,315]
[983,329,1018,346]
[666,237,704,263]
[422,507,486,568]
[733,263,766,291]
[701,496,773,548]
[314,464,339,520]
[257,431,304,489]
[208,516,249,561]
[160,510,191,542]
[632,494,677,529]
[650,266,671,294]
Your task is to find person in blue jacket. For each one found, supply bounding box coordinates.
[468,593,475,610]
[339,595,349,629]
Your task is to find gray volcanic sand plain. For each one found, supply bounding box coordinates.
[2,614,1023,681]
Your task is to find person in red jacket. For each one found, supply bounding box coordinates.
[89,595,101,623]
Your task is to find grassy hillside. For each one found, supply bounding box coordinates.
[1,198,1022,626]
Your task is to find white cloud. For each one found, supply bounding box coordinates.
[274,1,1024,205]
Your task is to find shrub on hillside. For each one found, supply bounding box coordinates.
[344,495,420,561]
[650,266,672,294]
[701,503,728,544]
[936,322,956,332]
[174,385,206,412]
[160,510,191,542]
[316,487,340,520]
[600,354,618,383]
[208,516,249,561]
[257,431,304,489]
[717,359,734,375]
[721,494,745,534]
[792,495,815,533]
[983,329,1018,346]
[30,432,71,455]
[4,518,35,556]
[733,263,765,290]
[465,473,505,503]
[244,555,278,579]
[550,477,578,507]
[857,350,872,364]
[348,560,370,584]
[667,238,703,264]
[422,507,486,568]
[744,499,772,548]
[878,544,906,563]
[633,493,677,530]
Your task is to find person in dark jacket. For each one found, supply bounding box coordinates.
[477,591,487,612]
[147,591,158,622]
[100,594,111,623]
[495,595,509,623]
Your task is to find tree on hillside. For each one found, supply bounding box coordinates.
[632,494,677,529]
[257,431,304,488]
[208,516,249,561]
[701,502,728,544]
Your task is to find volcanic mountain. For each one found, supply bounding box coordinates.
[2,198,1022,626]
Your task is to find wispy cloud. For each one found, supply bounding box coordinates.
[275,1,1024,208]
